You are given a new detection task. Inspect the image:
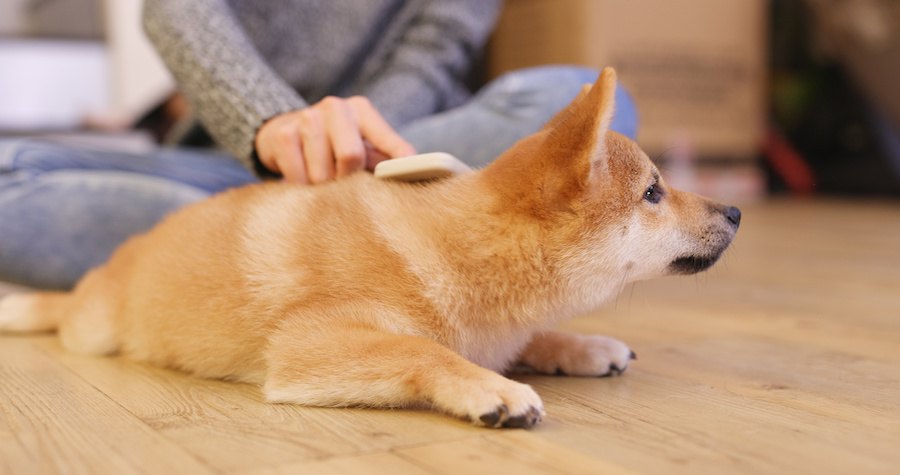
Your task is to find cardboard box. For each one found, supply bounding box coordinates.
[488,0,768,161]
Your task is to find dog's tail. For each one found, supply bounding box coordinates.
[1,284,119,355]
[0,291,70,333]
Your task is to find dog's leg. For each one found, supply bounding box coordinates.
[518,330,635,377]
[263,323,544,428]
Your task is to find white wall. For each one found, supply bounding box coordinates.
[0,0,175,130]
[104,0,175,121]
[0,40,108,129]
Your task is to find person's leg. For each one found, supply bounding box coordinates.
[0,139,256,289]
[400,65,639,168]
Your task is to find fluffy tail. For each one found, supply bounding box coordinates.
[0,291,71,333]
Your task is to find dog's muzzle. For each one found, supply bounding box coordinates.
[668,205,741,275]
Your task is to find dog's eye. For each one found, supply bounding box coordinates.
[644,183,663,204]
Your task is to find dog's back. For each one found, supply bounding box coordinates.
[2,171,544,380]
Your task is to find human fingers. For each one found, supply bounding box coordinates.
[346,96,416,168]
[363,141,391,168]
[319,97,366,178]
[256,116,309,184]
[297,107,334,184]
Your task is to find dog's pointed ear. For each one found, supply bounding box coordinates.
[480,68,620,217]
[587,67,617,164]
[541,83,595,131]
[567,67,616,161]
[593,67,617,127]
[542,67,618,180]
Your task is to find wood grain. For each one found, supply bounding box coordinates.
[2,199,899,474]
[33,339,477,473]
[0,337,212,475]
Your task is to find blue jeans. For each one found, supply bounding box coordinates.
[0,66,638,289]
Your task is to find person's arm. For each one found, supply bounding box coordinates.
[142,0,306,167]
[259,0,502,184]
[352,0,504,128]
[143,0,416,183]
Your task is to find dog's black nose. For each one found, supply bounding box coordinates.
[725,206,741,227]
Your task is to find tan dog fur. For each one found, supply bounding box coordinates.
[0,69,739,428]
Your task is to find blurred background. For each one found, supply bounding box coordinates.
[1,0,898,201]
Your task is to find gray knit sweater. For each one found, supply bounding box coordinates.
[142,0,502,169]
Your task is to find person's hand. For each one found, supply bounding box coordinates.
[254,96,416,184]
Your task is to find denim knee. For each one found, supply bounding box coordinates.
[0,139,54,174]
[0,169,208,289]
[0,138,257,193]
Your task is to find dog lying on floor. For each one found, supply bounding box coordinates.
[0,68,740,429]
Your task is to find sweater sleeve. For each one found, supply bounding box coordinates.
[142,0,306,167]
[353,0,503,128]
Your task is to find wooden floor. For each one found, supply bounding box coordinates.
[2,199,899,475]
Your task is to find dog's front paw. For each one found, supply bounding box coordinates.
[477,402,544,429]
[432,372,544,429]
[519,331,636,377]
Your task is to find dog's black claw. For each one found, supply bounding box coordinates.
[601,364,625,377]
[480,412,501,426]
[529,407,543,425]
[630,350,638,360]
[554,367,568,376]
[503,414,530,428]
[479,404,508,427]
[502,407,542,429]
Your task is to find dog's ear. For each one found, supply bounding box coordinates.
[586,67,617,167]
[529,67,617,204]
[482,68,619,217]
[545,67,617,176]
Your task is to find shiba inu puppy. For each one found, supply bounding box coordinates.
[0,68,740,429]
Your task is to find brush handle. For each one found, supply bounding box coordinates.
[374,153,472,182]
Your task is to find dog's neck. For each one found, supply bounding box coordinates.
[387,172,622,332]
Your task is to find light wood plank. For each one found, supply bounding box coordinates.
[243,450,432,475]
[34,339,479,474]
[521,353,898,474]
[394,432,637,475]
[256,432,636,475]
[0,337,212,475]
